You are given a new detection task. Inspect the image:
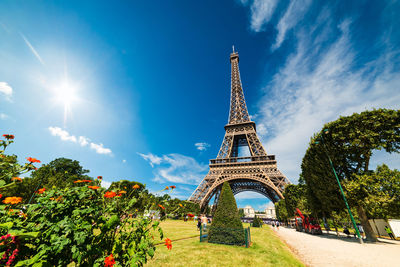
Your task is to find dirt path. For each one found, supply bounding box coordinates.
[273,226,400,267]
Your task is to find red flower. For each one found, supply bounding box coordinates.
[97,176,103,180]
[2,134,14,140]
[0,194,2,199]
[88,186,100,190]
[37,188,46,194]
[104,191,117,198]
[165,238,172,250]
[26,157,41,163]
[104,254,116,267]
[170,185,176,189]
[158,204,165,210]
[187,213,194,217]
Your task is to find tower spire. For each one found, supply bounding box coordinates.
[228,49,250,124]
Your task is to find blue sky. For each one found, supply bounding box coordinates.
[1,0,399,211]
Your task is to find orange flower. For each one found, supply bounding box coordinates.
[170,185,176,189]
[88,186,100,190]
[164,186,169,190]
[132,184,140,189]
[12,177,22,182]
[3,197,23,205]
[165,238,172,250]
[97,176,103,180]
[74,180,92,183]
[118,190,127,194]
[104,254,116,267]
[179,203,183,208]
[37,188,46,194]
[158,204,165,210]
[104,191,117,198]
[26,157,41,163]
[19,211,28,218]
[3,134,15,140]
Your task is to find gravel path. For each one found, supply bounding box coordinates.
[273,226,400,267]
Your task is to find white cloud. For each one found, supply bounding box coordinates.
[48,126,112,155]
[89,142,112,155]
[195,142,211,151]
[122,159,126,163]
[138,153,163,167]
[139,152,208,184]
[0,82,13,101]
[0,113,9,120]
[20,33,45,65]
[256,17,400,182]
[272,0,313,49]
[235,191,266,199]
[48,126,77,142]
[249,0,278,32]
[78,136,89,146]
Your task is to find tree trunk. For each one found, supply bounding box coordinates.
[357,205,377,242]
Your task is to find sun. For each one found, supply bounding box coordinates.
[55,82,77,106]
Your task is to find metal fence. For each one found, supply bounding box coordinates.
[200,225,251,248]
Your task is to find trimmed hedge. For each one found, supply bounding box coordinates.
[252,215,263,227]
[208,182,245,245]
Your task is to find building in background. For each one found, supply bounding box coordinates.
[243,205,255,217]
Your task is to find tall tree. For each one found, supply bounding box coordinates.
[301,109,400,241]
[208,182,245,245]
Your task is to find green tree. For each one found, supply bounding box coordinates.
[301,109,400,241]
[345,164,400,219]
[252,215,262,227]
[283,184,309,217]
[275,200,289,223]
[238,208,245,218]
[208,182,245,245]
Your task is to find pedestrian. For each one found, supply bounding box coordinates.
[201,214,208,230]
[272,221,275,230]
[197,218,201,231]
[276,221,280,230]
[385,226,395,240]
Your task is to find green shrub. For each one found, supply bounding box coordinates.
[252,215,262,227]
[208,182,245,245]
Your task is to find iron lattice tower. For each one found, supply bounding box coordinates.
[188,49,290,211]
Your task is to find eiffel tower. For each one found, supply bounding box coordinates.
[188,48,290,211]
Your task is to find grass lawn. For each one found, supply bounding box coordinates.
[145,220,304,267]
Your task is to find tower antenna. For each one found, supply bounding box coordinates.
[232,45,235,52]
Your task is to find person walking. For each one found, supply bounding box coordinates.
[272,221,275,230]
[276,221,280,231]
[385,226,395,240]
[197,218,201,231]
[201,214,208,230]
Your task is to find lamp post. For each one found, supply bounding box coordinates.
[315,129,363,244]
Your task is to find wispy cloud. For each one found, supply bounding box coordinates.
[101,180,112,189]
[248,0,278,32]
[194,142,211,151]
[48,126,112,155]
[0,113,9,120]
[20,33,45,65]
[0,82,13,102]
[138,152,208,184]
[256,15,400,181]
[137,153,162,167]
[235,191,266,199]
[272,0,313,49]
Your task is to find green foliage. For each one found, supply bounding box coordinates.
[208,182,245,245]
[301,109,400,240]
[275,200,289,222]
[252,215,262,227]
[0,136,166,266]
[283,184,309,217]
[345,164,400,219]
[238,208,245,218]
